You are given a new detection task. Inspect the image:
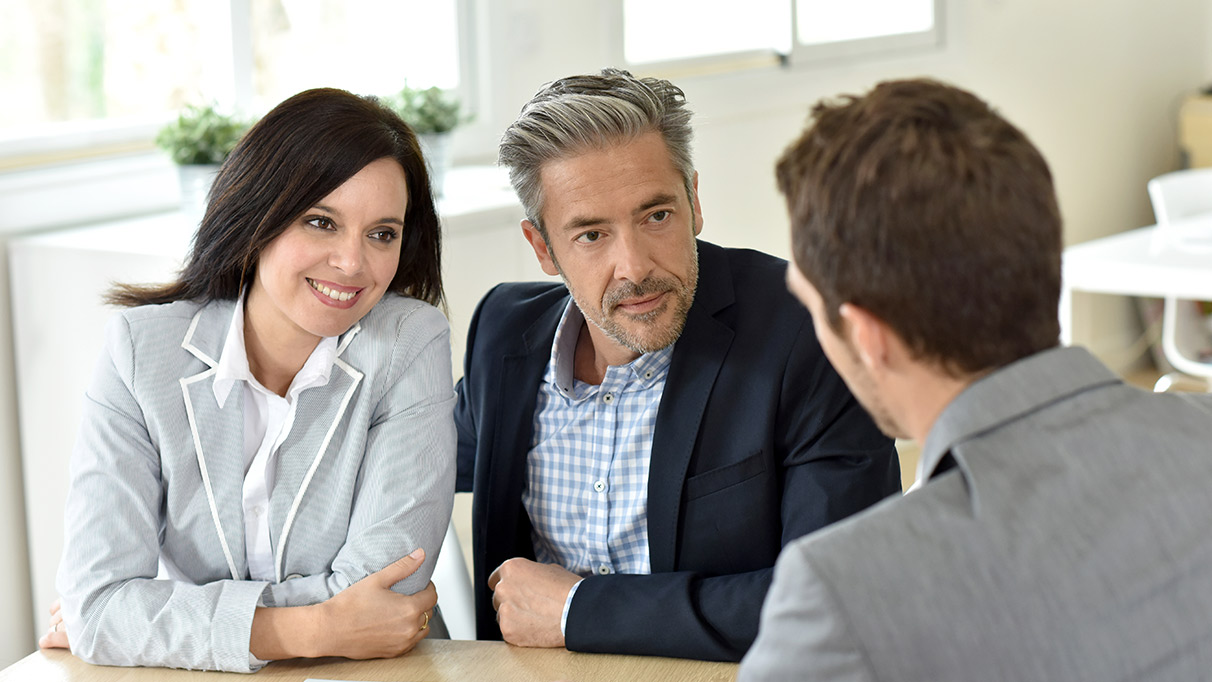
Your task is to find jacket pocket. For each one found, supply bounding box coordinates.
[685,449,767,500]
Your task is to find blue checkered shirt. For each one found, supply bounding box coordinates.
[523,302,672,628]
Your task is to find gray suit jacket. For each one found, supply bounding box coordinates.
[740,347,1212,681]
[58,295,456,672]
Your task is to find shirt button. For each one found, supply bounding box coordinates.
[597,564,612,575]
[252,506,264,517]
[644,371,653,379]
[602,392,614,404]
[593,480,607,493]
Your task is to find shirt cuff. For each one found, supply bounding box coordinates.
[560,578,584,637]
[249,585,271,669]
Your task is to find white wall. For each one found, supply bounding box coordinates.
[691,0,1208,363]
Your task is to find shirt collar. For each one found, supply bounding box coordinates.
[545,301,582,399]
[629,343,674,388]
[543,300,675,402]
[917,346,1121,483]
[212,295,338,408]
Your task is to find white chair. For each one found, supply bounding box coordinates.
[430,518,476,639]
[1146,168,1212,391]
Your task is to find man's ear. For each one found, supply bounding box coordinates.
[838,303,890,373]
[521,220,560,277]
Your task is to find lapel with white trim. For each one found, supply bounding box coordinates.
[178,302,247,580]
[267,327,362,582]
[177,301,366,583]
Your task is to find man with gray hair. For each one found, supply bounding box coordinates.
[453,68,900,660]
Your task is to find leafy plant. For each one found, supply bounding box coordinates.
[155,104,251,165]
[387,85,466,135]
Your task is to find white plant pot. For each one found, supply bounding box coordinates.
[417,132,452,198]
[177,164,221,228]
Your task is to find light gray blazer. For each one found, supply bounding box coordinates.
[58,294,456,673]
[740,347,1212,681]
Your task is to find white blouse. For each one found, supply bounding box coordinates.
[211,297,337,581]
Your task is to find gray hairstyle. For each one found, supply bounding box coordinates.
[498,68,695,237]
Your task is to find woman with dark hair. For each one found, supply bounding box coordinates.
[40,88,455,672]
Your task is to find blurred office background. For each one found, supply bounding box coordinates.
[2,0,1209,667]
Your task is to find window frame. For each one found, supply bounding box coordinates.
[0,0,478,170]
[612,0,944,77]
[789,0,943,65]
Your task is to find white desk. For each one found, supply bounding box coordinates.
[1060,217,1212,345]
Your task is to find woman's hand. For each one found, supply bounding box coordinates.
[317,548,438,659]
[38,599,69,650]
[251,547,437,661]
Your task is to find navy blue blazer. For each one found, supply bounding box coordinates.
[454,240,899,661]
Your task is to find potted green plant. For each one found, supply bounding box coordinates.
[155,103,251,223]
[387,85,466,197]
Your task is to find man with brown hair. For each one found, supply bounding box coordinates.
[739,78,1212,680]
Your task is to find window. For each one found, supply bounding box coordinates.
[249,0,460,114]
[796,0,934,45]
[621,0,940,70]
[793,0,939,62]
[623,0,789,66]
[0,0,463,167]
[0,0,229,167]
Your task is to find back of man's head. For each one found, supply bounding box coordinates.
[498,68,696,239]
[777,78,1062,377]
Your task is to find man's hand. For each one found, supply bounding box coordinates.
[487,558,580,648]
[38,598,69,650]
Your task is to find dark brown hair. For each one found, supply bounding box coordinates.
[109,88,443,309]
[777,78,1061,376]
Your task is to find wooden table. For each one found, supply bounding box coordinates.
[0,641,738,681]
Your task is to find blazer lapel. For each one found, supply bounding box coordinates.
[178,302,247,581]
[488,299,565,561]
[647,242,735,573]
[268,329,363,582]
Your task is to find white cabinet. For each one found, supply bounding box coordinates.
[10,214,190,642]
